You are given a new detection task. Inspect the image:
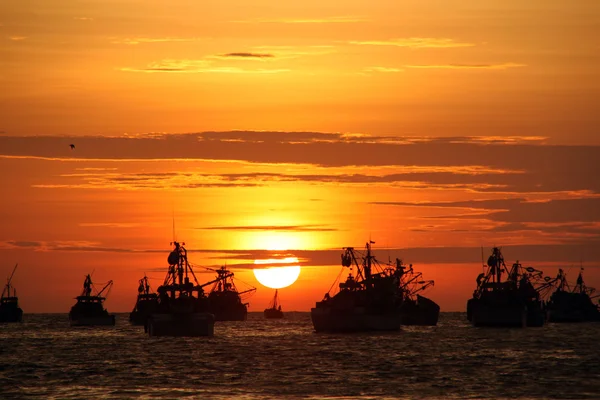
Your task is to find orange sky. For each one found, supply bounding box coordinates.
[1,1,599,313]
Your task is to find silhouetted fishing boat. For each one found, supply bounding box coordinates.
[129,275,159,325]
[69,274,116,326]
[146,241,214,336]
[264,289,284,319]
[1,263,23,323]
[466,247,546,328]
[206,266,256,321]
[546,268,600,323]
[311,241,403,333]
[396,259,440,326]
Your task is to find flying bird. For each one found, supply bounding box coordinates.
[69,144,75,150]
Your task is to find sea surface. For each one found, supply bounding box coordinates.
[1,312,599,399]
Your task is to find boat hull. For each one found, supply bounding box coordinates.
[401,295,440,326]
[311,307,402,333]
[264,308,284,319]
[70,315,116,327]
[129,311,147,326]
[207,298,248,321]
[129,299,160,326]
[146,313,215,337]
[0,307,23,323]
[547,291,600,323]
[468,295,546,328]
[548,308,600,323]
[472,306,526,327]
[526,302,546,327]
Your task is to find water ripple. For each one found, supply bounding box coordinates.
[1,312,599,399]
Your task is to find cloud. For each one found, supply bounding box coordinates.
[442,136,547,144]
[405,63,526,70]
[9,36,27,41]
[120,59,289,74]
[111,37,202,45]
[376,198,600,224]
[1,132,599,194]
[198,225,338,232]
[6,241,41,248]
[250,45,336,58]
[30,169,263,190]
[79,222,143,228]
[232,16,368,24]
[74,17,93,21]
[75,167,118,171]
[218,52,275,59]
[2,240,599,265]
[1,240,135,253]
[33,165,531,191]
[122,45,331,74]
[363,67,404,73]
[119,59,209,72]
[349,37,475,48]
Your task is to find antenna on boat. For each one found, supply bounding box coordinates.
[481,245,485,274]
[369,203,373,244]
[172,201,177,242]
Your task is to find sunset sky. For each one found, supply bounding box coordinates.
[1,0,599,313]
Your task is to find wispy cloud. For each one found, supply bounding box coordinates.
[74,17,93,21]
[79,222,143,228]
[363,66,404,73]
[5,241,40,248]
[405,63,526,70]
[232,16,368,24]
[1,240,134,253]
[2,132,598,194]
[247,45,336,60]
[120,59,288,74]
[444,136,546,144]
[75,167,118,171]
[2,240,598,265]
[211,52,275,60]
[28,167,524,191]
[373,197,600,225]
[111,37,202,45]
[9,36,27,41]
[349,37,475,48]
[120,59,209,72]
[198,225,338,232]
[32,169,262,190]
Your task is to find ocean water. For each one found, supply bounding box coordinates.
[1,312,599,399]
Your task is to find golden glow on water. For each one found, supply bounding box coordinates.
[253,266,302,289]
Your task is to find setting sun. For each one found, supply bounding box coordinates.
[253,265,302,289]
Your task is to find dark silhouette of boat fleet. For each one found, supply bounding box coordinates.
[466,246,600,327]
[2,242,599,335]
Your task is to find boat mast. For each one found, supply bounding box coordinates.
[488,247,505,283]
[139,275,151,295]
[575,268,585,294]
[97,280,114,298]
[81,274,93,297]
[2,263,18,298]
[166,241,199,286]
[364,242,371,279]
